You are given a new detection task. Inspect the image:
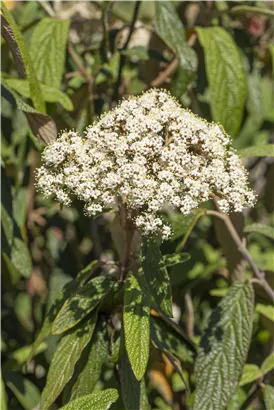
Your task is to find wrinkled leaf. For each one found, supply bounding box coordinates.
[124,274,151,380]
[239,144,274,158]
[53,275,114,334]
[141,237,173,317]
[155,1,196,72]
[197,27,247,136]
[59,389,119,410]
[30,17,70,88]
[11,237,32,278]
[263,385,274,410]
[64,318,109,402]
[193,281,254,410]
[5,78,74,111]
[40,312,98,410]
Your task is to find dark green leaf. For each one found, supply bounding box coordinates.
[11,237,32,278]
[141,237,173,317]
[52,275,114,334]
[197,27,247,136]
[1,3,45,112]
[163,252,190,267]
[30,17,70,88]
[263,385,274,410]
[40,312,98,410]
[239,144,274,158]
[171,66,196,98]
[64,318,109,402]
[124,274,151,380]
[155,1,196,72]
[151,316,194,363]
[193,281,254,410]
[227,387,247,410]
[5,372,40,410]
[119,332,141,410]
[5,78,74,111]
[1,372,8,410]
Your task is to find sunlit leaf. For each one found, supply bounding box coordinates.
[193,281,254,410]
[5,372,40,410]
[124,274,151,380]
[30,17,70,88]
[59,389,119,410]
[197,27,247,136]
[64,318,109,402]
[263,385,274,410]
[40,312,98,410]
[256,304,274,323]
[261,352,274,375]
[239,364,262,386]
[239,145,274,158]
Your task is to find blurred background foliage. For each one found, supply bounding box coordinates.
[1,1,274,409]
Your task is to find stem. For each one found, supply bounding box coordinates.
[205,209,274,300]
[113,1,141,102]
[120,225,135,282]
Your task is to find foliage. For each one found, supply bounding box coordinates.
[1,2,274,410]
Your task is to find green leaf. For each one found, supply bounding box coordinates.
[52,275,114,334]
[1,372,8,410]
[163,252,190,267]
[245,222,274,240]
[1,3,45,112]
[5,372,40,410]
[263,385,274,410]
[155,1,196,72]
[151,316,194,363]
[119,332,142,410]
[64,318,109,402]
[124,274,151,381]
[40,312,98,410]
[3,343,47,371]
[171,67,196,98]
[239,144,274,158]
[1,80,57,145]
[59,389,119,410]
[141,237,173,317]
[231,5,274,18]
[239,364,262,387]
[269,44,274,75]
[30,17,70,88]
[261,352,274,375]
[197,27,247,136]
[256,303,274,322]
[11,237,32,278]
[5,78,74,111]
[193,281,254,410]
[227,387,247,410]
[121,46,150,60]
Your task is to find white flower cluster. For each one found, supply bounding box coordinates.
[36,89,255,239]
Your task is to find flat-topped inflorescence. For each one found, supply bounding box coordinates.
[36,89,256,239]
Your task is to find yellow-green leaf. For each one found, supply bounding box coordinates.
[40,312,98,410]
[124,274,151,381]
[59,389,119,410]
[263,385,274,410]
[197,27,247,136]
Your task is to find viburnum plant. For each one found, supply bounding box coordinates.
[32,89,267,410]
[2,1,274,410]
